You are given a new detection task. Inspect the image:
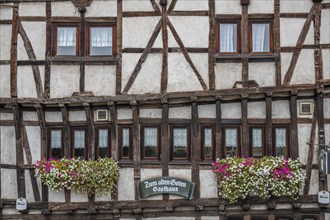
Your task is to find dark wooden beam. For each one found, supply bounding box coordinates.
[150,0,161,13]
[215,98,222,158]
[161,99,169,200]
[289,93,298,159]
[208,0,216,90]
[44,1,52,99]
[169,11,209,16]
[313,2,323,81]
[123,11,160,17]
[83,104,95,160]
[109,102,118,201]
[266,95,273,156]
[116,0,123,95]
[241,4,249,82]
[60,104,70,158]
[131,103,140,200]
[280,13,309,18]
[10,4,19,98]
[191,99,200,199]
[160,3,168,93]
[79,11,86,93]
[317,93,327,191]
[241,97,249,157]
[168,0,177,13]
[274,0,281,86]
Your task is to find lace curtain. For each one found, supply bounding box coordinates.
[225,129,237,146]
[173,128,187,147]
[57,27,76,47]
[74,130,85,149]
[275,128,286,147]
[99,129,108,148]
[252,128,262,148]
[204,128,212,148]
[252,23,270,52]
[144,128,157,146]
[123,128,130,147]
[220,23,237,52]
[91,27,112,47]
[51,130,62,149]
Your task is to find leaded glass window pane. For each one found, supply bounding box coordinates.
[98,129,109,158]
[252,128,263,157]
[173,128,188,159]
[51,130,62,159]
[122,128,130,158]
[225,128,238,157]
[204,128,213,159]
[144,128,158,158]
[74,130,85,158]
[275,128,286,157]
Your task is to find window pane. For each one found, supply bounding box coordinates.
[122,128,130,158]
[74,130,85,158]
[90,27,112,56]
[252,128,262,157]
[144,128,158,158]
[51,130,62,159]
[57,27,76,55]
[252,23,270,52]
[98,129,109,158]
[275,128,286,157]
[225,128,238,157]
[203,128,213,159]
[173,128,188,159]
[220,23,237,52]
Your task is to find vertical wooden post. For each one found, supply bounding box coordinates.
[116,0,123,94]
[131,101,140,200]
[274,0,281,85]
[290,92,299,159]
[10,3,19,98]
[241,97,249,157]
[208,0,216,90]
[161,98,169,200]
[83,103,95,160]
[314,2,323,81]
[191,97,200,199]
[109,102,118,201]
[241,3,249,82]
[60,104,70,158]
[215,97,222,158]
[160,2,168,93]
[266,94,273,156]
[79,10,86,93]
[44,1,52,99]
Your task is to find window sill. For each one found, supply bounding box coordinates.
[248,53,276,62]
[214,53,277,63]
[50,56,118,65]
[214,54,242,63]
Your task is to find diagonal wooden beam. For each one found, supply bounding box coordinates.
[150,0,161,13]
[18,22,44,98]
[283,8,314,86]
[122,19,162,93]
[168,0,177,13]
[167,18,208,90]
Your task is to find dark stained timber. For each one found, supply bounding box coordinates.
[208,0,216,90]
[10,4,19,98]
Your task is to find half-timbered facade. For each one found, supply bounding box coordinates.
[0,0,330,219]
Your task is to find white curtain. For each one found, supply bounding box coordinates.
[252,23,270,52]
[51,130,62,149]
[123,128,130,147]
[173,128,187,147]
[91,27,112,47]
[74,130,85,149]
[225,129,237,146]
[99,129,108,148]
[252,128,262,148]
[275,128,286,147]
[220,23,237,52]
[204,128,212,148]
[144,128,157,146]
[57,27,76,47]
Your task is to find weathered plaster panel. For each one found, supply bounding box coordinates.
[0,4,13,19]
[309,169,319,195]
[272,100,290,118]
[0,113,13,120]
[0,65,10,97]
[140,109,162,118]
[140,168,162,200]
[189,53,209,87]
[71,191,88,202]
[26,126,41,164]
[69,111,86,121]
[52,1,79,17]
[200,170,217,198]
[45,111,62,122]
[19,2,45,17]
[122,53,142,92]
[118,168,134,200]
[25,170,41,202]
[85,66,116,96]
[167,53,204,92]
[21,22,46,60]
[291,50,315,84]
[280,0,313,13]
[247,101,266,119]
[174,0,208,11]
[117,108,132,120]
[50,65,80,98]
[198,104,216,118]
[249,0,274,14]
[85,0,117,17]
[249,62,275,87]
[215,63,242,90]
[17,35,29,60]
[23,111,38,121]
[280,52,293,84]
[323,49,330,79]
[169,169,191,200]
[129,54,162,94]
[324,98,330,119]
[221,103,241,119]
[168,16,209,48]
[298,124,312,164]
[169,106,191,119]
[0,26,11,60]
[280,18,314,47]
[95,192,111,202]
[215,0,241,14]
[123,0,154,11]
[1,169,17,199]
[48,188,65,202]
[321,9,330,44]
[1,126,16,165]
[17,66,44,98]
[123,17,160,48]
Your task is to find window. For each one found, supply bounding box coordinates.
[71,128,87,159]
[95,128,110,159]
[250,127,265,158]
[87,25,115,56]
[273,126,289,157]
[53,25,79,56]
[141,126,160,160]
[119,126,132,160]
[223,127,240,157]
[47,128,63,159]
[250,21,272,53]
[218,21,240,53]
[171,126,190,161]
[201,126,215,161]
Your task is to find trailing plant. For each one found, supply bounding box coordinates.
[35,157,119,196]
[212,156,306,203]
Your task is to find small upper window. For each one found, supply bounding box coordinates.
[171,126,190,161]
[72,128,87,159]
[201,126,215,161]
[119,126,132,160]
[141,127,160,160]
[219,23,238,53]
[48,128,63,159]
[251,22,271,53]
[223,127,240,157]
[55,26,78,56]
[274,127,288,157]
[250,127,264,158]
[89,27,113,56]
[96,128,111,159]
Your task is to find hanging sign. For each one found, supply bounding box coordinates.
[16,198,27,211]
[138,177,195,200]
[318,191,330,204]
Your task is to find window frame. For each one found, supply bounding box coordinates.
[249,20,273,54]
[222,126,241,158]
[47,127,64,159]
[216,20,241,54]
[272,125,290,158]
[140,125,161,161]
[170,125,191,161]
[70,127,88,160]
[52,23,80,57]
[95,126,111,159]
[201,125,215,162]
[86,23,116,57]
[118,125,133,161]
[249,125,265,158]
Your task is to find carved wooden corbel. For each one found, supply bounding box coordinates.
[71,0,93,13]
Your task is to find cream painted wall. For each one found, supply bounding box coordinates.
[215,63,242,90]
[280,18,314,47]
[85,0,117,17]
[50,65,80,98]
[85,66,117,96]
[249,63,276,87]
[247,101,266,118]
[215,0,241,14]
[0,127,16,165]
[0,65,10,97]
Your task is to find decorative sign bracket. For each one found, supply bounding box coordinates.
[71,0,93,13]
